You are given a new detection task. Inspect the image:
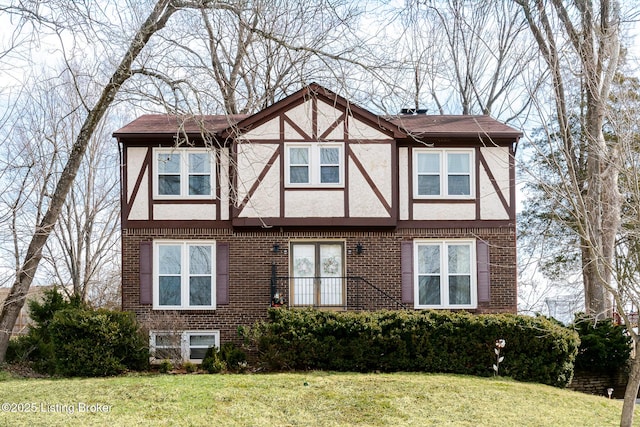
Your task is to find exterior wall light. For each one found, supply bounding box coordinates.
[272,243,287,255]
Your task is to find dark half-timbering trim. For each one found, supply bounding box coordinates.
[397,219,515,229]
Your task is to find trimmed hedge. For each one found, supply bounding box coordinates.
[249,309,579,387]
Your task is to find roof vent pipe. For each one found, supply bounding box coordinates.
[400,108,428,115]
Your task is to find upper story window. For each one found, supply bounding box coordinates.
[414,149,474,198]
[154,148,215,199]
[153,241,216,310]
[414,239,476,309]
[285,143,344,187]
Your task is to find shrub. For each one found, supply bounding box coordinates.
[159,359,173,374]
[201,346,226,374]
[220,342,247,373]
[48,308,149,377]
[5,287,82,375]
[249,309,580,387]
[572,314,631,373]
[182,361,197,373]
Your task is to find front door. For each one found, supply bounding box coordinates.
[291,242,345,307]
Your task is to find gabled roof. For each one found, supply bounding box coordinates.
[219,82,406,139]
[113,84,521,142]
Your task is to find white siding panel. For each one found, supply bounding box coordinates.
[128,170,149,220]
[348,158,388,217]
[399,148,409,220]
[317,101,344,139]
[127,147,148,201]
[237,161,281,218]
[284,101,313,138]
[242,117,280,140]
[285,191,344,217]
[349,144,391,201]
[413,203,475,220]
[348,117,391,141]
[153,204,216,220]
[236,144,279,201]
[127,147,149,221]
[219,148,230,220]
[479,147,510,220]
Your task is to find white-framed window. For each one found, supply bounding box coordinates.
[285,143,344,187]
[153,241,216,310]
[414,240,477,309]
[154,148,215,198]
[150,330,220,363]
[413,149,474,198]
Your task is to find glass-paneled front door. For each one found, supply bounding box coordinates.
[291,242,345,307]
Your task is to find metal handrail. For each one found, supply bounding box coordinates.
[270,271,408,310]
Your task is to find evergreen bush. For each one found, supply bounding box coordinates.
[250,309,580,387]
[219,342,247,372]
[48,308,149,377]
[6,287,82,374]
[201,346,226,374]
[572,314,631,373]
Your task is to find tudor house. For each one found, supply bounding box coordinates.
[113,83,521,362]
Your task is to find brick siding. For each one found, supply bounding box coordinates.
[122,225,516,344]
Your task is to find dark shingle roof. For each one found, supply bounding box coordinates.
[383,114,521,139]
[114,109,520,142]
[113,114,249,137]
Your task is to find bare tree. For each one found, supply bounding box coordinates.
[118,0,370,116]
[0,62,121,307]
[516,0,621,319]
[42,97,121,304]
[0,0,381,363]
[513,1,640,424]
[382,0,538,120]
[0,0,194,363]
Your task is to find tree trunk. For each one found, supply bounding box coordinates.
[621,342,640,427]
[0,0,179,363]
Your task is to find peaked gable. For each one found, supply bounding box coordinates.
[221,83,407,140]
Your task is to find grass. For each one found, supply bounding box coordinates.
[0,371,636,426]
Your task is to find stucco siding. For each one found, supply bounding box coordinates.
[480,147,510,220]
[285,191,344,217]
[153,204,217,220]
[413,203,476,220]
[242,117,281,140]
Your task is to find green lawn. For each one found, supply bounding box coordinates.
[0,371,636,426]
